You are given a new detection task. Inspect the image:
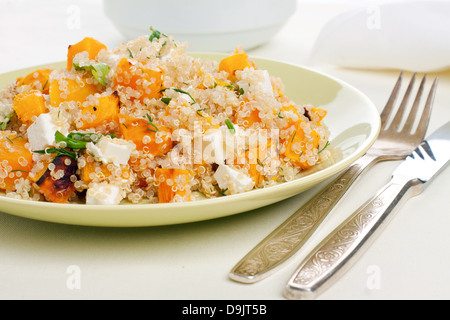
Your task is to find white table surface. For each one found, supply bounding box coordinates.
[1,0,449,300]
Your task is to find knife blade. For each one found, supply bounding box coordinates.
[284,121,450,300]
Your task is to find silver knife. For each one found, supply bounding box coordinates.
[283,121,450,300]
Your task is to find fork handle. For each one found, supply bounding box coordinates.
[283,175,423,300]
[229,153,379,283]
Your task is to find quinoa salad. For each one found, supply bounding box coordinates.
[0,29,331,205]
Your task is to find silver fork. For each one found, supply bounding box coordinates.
[230,72,438,284]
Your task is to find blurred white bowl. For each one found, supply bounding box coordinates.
[103,0,297,52]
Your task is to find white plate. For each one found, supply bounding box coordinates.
[0,54,380,227]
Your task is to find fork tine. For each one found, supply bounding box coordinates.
[414,76,439,138]
[389,72,417,131]
[380,72,403,127]
[402,74,426,133]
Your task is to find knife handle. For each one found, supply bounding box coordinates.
[229,153,378,283]
[283,175,423,300]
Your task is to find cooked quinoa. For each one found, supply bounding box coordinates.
[0,29,331,205]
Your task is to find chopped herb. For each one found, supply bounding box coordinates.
[161,97,172,105]
[291,131,297,143]
[159,88,197,105]
[127,48,134,58]
[11,169,28,173]
[196,108,207,117]
[225,119,236,134]
[224,83,244,96]
[277,111,284,119]
[33,148,77,160]
[122,123,128,129]
[145,114,159,132]
[5,136,13,143]
[218,188,228,196]
[299,152,304,158]
[55,131,115,149]
[149,27,167,42]
[42,79,48,91]
[0,113,11,130]
[55,131,87,149]
[318,141,330,154]
[67,132,116,142]
[257,158,264,167]
[73,62,110,86]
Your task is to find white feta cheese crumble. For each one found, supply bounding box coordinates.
[27,113,60,151]
[86,137,135,165]
[237,69,274,98]
[86,183,123,205]
[213,164,254,194]
[219,124,247,162]
[259,70,274,97]
[202,129,225,164]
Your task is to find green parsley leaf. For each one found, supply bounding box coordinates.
[161,97,172,105]
[149,27,167,42]
[73,62,110,87]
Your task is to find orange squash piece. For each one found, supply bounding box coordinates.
[310,107,327,124]
[13,90,47,123]
[117,114,172,156]
[113,58,163,104]
[238,140,277,185]
[219,51,255,80]
[79,92,120,129]
[284,123,320,170]
[155,168,191,203]
[80,160,130,185]
[0,133,33,190]
[17,68,52,94]
[67,37,107,71]
[49,75,100,108]
[236,101,261,128]
[35,155,78,203]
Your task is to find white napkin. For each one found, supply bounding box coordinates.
[310,0,450,72]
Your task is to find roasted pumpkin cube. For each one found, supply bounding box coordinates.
[80,159,130,185]
[219,51,255,80]
[67,37,107,71]
[310,107,327,124]
[0,133,33,190]
[13,90,47,123]
[238,139,278,185]
[284,123,320,170]
[17,68,52,94]
[117,114,172,156]
[79,92,120,129]
[35,155,78,203]
[113,58,163,103]
[155,168,191,203]
[236,101,262,128]
[49,75,100,108]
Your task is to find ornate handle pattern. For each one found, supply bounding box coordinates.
[284,175,423,300]
[230,154,378,283]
